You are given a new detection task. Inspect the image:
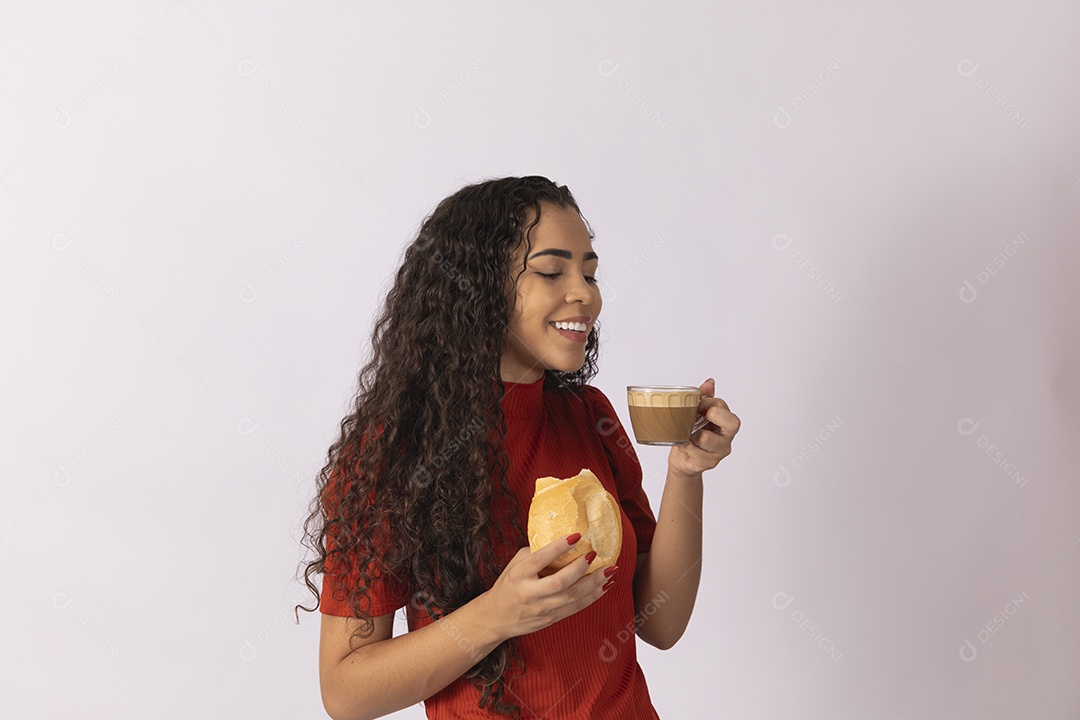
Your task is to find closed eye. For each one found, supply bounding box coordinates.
[538,272,597,283]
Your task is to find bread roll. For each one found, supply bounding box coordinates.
[528,468,622,576]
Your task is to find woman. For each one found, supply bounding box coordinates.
[296,176,739,719]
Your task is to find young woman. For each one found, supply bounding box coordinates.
[296,176,739,719]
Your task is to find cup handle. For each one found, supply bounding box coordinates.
[691,414,709,435]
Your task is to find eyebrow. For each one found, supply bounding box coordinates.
[527,249,599,262]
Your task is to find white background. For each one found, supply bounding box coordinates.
[3,1,1078,718]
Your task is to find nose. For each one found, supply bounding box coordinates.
[566,273,599,306]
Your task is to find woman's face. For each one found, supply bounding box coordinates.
[501,201,602,383]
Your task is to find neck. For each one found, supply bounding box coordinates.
[499,352,545,383]
[501,369,544,384]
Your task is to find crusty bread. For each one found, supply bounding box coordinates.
[528,468,622,576]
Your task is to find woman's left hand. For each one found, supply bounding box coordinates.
[667,378,740,480]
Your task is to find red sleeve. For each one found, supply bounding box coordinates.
[320,530,411,617]
[319,455,412,617]
[582,385,657,554]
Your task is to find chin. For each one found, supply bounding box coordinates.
[550,357,586,374]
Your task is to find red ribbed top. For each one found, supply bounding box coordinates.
[320,377,661,719]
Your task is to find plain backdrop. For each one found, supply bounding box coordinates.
[2,1,1078,718]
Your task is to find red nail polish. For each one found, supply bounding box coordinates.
[603,565,618,578]
[585,550,597,564]
[566,532,582,545]
[602,579,615,591]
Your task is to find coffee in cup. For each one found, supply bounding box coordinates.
[626,386,702,445]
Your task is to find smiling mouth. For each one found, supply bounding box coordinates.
[550,322,588,334]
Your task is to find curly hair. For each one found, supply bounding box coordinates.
[295,175,602,718]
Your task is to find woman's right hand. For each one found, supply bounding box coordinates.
[478,534,618,642]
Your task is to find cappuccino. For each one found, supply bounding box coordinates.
[626,386,700,445]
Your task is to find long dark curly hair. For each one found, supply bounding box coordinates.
[295,175,602,718]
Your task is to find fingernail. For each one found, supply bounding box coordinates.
[603,565,618,578]
[566,532,582,545]
[585,550,597,564]
[602,579,615,591]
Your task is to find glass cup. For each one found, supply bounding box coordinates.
[626,385,706,445]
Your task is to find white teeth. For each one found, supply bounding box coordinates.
[553,321,587,332]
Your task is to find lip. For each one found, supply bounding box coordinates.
[551,323,589,343]
[550,316,591,344]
